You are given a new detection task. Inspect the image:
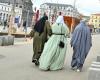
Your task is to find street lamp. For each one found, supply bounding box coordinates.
[23,0,33,41]
[25,10,29,41]
[8,0,16,35]
[70,0,77,33]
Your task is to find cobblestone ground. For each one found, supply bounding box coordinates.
[0,34,100,80]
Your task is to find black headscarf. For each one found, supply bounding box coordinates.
[34,16,48,35]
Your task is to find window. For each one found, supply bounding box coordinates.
[2,6,3,10]
[3,13,5,20]
[62,7,63,9]
[95,24,97,27]
[60,6,62,9]
[6,14,8,18]
[19,6,22,8]
[59,6,61,9]
[8,2,10,5]
[0,13,2,17]
[92,16,93,18]
[49,6,51,8]
[50,6,52,9]
[0,13,2,20]
[70,9,72,12]
[7,14,8,17]
[5,7,6,11]
[68,9,70,11]
[0,13,2,15]
[16,4,18,7]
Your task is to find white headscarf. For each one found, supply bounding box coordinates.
[56,15,69,34]
[56,16,65,24]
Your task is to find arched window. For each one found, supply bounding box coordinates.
[5,7,6,11]
[6,14,8,18]
[8,15,11,22]
[0,13,2,16]
[0,13,2,20]
[3,13,5,20]
[2,6,3,10]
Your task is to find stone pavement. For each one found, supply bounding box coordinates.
[0,25,32,34]
[0,35,100,80]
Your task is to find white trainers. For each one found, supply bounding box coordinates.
[76,69,81,72]
[71,66,77,70]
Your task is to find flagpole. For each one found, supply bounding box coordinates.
[8,0,16,35]
[70,0,77,34]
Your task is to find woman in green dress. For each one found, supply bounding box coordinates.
[39,16,69,70]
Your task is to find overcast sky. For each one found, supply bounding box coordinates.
[32,0,100,16]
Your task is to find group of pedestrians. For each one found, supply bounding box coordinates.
[29,15,92,72]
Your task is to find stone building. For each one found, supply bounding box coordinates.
[0,0,33,27]
[0,0,23,24]
[40,3,80,23]
[22,0,33,27]
[89,13,100,33]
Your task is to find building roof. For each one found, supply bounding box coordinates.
[92,13,100,16]
[0,0,23,4]
[41,3,73,8]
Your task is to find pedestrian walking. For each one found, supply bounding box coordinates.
[3,20,7,30]
[39,16,69,71]
[70,19,92,72]
[23,21,27,32]
[29,15,52,66]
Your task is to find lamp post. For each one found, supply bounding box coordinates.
[8,0,16,35]
[70,0,77,33]
[54,7,57,22]
[25,10,29,41]
[49,6,51,23]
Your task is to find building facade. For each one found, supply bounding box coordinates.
[0,0,33,27]
[40,3,80,23]
[0,0,23,24]
[0,3,12,22]
[89,14,100,28]
[22,0,33,27]
[89,14,100,32]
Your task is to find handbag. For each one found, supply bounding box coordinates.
[59,41,64,48]
[59,24,65,48]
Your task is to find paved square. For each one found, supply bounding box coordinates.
[0,34,100,80]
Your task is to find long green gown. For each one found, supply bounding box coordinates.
[39,23,69,70]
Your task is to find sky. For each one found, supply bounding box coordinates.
[32,0,100,16]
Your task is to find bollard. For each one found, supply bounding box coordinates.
[91,61,100,68]
[3,36,9,46]
[97,56,100,62]
[0,36,4,46]
[92,61,100,65]
[7,35,14,45]
[91,64,100,68]
[0,35,14,46]
[88,61,100,80]
[88,67,100,80]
